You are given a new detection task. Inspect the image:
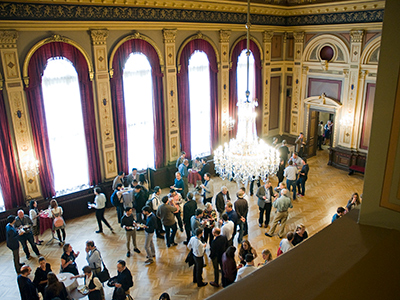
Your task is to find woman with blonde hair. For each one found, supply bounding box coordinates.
[346,192,361,212]
[49,199,66,246]
[258,249,273,266]
[292,224,308,246]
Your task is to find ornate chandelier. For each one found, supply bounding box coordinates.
[214,0,280,184]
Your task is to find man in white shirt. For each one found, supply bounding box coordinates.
[235,253,257,281]
[150,186,164,239]
[220,213,234,246]
[187,228,207,287]
[280,232,294,254]
[71,266,103,298]
[284,160,298,200]
[90,187,114,234]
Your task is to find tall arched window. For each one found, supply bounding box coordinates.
[188,51,211,158]
[237,50,255,104]
[123,53,155,170]
[41,57,89,194]
[0,189,4,212]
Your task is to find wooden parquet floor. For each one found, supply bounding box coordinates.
[0,149,364,300]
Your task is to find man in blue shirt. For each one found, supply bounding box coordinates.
[6,215,24,273]
[332,207,345,223]
[178,159,189,199]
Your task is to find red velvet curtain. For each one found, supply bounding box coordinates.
[177,39,219,159]
[229,39,262,138]
[0,91,25,210]
[110,39,165,173]
[25,42,101,198]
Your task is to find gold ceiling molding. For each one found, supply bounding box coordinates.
[108,31,165,78]
[229,34,264,64]
[10,0,385,16]
[176,32,221,73]
[22,34,94,87]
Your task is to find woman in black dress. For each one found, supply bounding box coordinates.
[33,257,52,294]
[44,272,69,300]
[292,224,309,246]
[238,240,258,266]
[60,243,80,275]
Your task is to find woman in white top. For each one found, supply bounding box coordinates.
[29,200,42,245]
[50,199,66,246]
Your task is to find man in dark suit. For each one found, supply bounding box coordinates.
[209,228,228,287]
[133,185,147,225]
[215,186,230,215]
[111,260,133,299]
[256,180,275,228]
[183,192,198,245]
[199,158,210,183]
[6,215,24,273]
[17,266,39,300]
[234,190,249,244]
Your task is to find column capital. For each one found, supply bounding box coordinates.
[350,30,364,44]
[219,30,231,43]
[359,69,368,79]
[0,30,18,48]
[343,69,350,78]
[90,29,109,45]
[293,32,305,43]
[263,31,274,43]
[302,66,309,74]
[163,29,177,44]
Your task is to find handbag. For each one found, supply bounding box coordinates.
[96,250,110,283]
[97,260,110,283]
[54,216,64,227]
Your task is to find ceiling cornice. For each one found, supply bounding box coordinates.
[4,0,385,16]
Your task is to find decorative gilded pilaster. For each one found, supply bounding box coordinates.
[339,30,364,148]
[162,28,179,162]
[291,31,305,135]
[0,30,41,199]
[262,31,273,136]
[89,29,117,179]
[219,30,231,144]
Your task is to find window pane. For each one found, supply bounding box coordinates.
[189,51,211,158]
[123,53,155,170]
[42,57,89,195]
[0,187,4,212]
[237,49,255,103]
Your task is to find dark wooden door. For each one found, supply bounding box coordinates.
[307,110,319,158]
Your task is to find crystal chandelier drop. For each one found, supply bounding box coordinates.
[213,0,280,184]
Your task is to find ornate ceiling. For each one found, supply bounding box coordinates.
[231,0,350,6]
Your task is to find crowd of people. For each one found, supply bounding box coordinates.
[6,142,361,300]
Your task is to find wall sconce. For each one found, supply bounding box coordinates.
[225,117,235,132]
[20,154,39,178]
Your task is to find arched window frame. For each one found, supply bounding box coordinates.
[24,40,101,198]
[110,35,165,173]
[177,37,219,159]
[229,38,263,138]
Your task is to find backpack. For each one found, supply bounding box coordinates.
[145,198,154,212]
[111,191,120,207]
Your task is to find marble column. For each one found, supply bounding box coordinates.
[219,30,231,144]
[90,29,118,179]
[291,31,305,136]
[262,31,273,137]
[162,29,180,163]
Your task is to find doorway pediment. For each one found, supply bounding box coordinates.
[304,93,342,109]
